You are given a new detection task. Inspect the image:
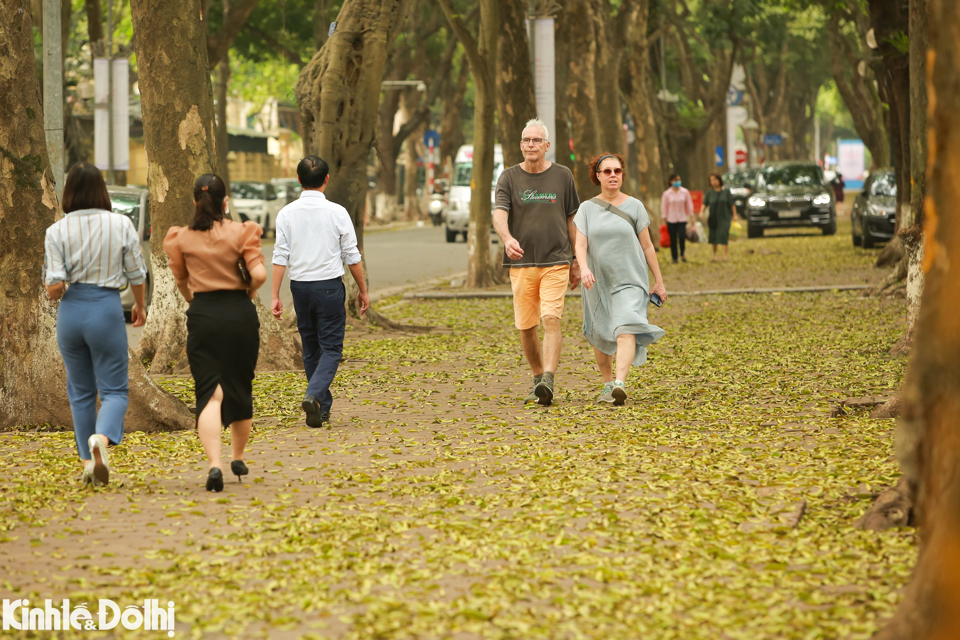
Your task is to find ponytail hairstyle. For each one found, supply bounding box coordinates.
[191,174,226,231]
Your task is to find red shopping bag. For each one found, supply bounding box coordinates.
[659,223,671,247]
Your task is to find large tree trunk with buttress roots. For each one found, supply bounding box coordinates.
[132,0,301,373]
[871,1,960,635]
[0,0,191,433]
[296,0,411,321]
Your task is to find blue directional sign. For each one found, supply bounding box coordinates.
[715,146,724,166]
[725,86,743,107]
[423,129,441,149]
[763,134,783,147]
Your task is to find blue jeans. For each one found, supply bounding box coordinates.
[56,284,128,460]
[290,279,346,410]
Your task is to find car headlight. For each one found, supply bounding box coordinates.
[813,193,831,206]
[748,196,766,208]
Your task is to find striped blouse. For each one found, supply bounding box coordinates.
[43,208,148,288]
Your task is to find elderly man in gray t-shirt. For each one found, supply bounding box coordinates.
[493,118,581,406]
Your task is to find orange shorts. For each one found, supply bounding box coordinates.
[509,265,570,330]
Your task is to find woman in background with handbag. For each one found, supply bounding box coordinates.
[574,153,667,406]
[163,174,266,492]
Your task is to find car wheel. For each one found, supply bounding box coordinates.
[822,217,837,236]
[445,227,458,243]
[852,216,862,246]
[862,223,876,248]
[145,276,153,308]
[462,231,468,243]
[747,224,763,238]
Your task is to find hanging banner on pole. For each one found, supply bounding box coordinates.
[532,18,556,163]
[112,58,130,170]
[94,58,110,171]
[94,58,130,171]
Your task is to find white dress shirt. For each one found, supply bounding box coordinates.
[43,208,147,287]
[272,190,362,282]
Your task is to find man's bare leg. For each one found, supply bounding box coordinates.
[520,326,544,376]
[541,315,562,373]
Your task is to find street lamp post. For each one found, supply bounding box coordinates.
[42,0,64,203]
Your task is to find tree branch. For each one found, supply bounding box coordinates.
[207,0,261,69]
[244,24,304,65]
[437,0,483,78]
[391,37,459,160]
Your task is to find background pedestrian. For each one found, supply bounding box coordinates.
[661,173,694,263]
[700,173,737,262]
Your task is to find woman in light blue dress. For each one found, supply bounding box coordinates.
[574,153,668,405]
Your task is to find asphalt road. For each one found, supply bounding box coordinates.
[126,222,474,343]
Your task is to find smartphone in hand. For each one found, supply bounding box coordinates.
[650,292,663,307]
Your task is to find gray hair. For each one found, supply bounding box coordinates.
[523,118,549,142]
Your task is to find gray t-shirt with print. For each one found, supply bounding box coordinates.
[494,163,580,268]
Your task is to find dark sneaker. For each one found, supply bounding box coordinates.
[523,374,544,404]
[534,372,555,406]
[597,383,615,404]
[611,382,627,406]
[320,409,331,425]
[302,395,325,428]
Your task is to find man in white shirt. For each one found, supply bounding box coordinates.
[271,156,370,427]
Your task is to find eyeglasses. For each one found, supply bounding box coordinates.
[520,137,545,146]
[599,167,623,176]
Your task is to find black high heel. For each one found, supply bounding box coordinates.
[206,467,224,492]
[230,460,249,483]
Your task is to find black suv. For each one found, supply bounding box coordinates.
[850,169,896,248]
[745,162,837,238]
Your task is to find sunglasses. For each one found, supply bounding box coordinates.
[599,167,623,176]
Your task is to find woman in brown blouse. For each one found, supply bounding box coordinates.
[163,174,267,492]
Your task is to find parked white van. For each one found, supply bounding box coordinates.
[445,144,503,243]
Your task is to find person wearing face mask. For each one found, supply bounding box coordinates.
[574,153,667,405]
[661,173,694,263]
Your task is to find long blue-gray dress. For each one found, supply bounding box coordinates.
[574,196,666,366]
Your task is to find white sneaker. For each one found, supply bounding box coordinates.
[611,382,627,406]
[88,435,110,486]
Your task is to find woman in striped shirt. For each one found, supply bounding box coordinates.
[43,162,148,487]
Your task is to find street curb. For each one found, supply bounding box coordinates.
[370,270,469,304]
[402,284,873,300]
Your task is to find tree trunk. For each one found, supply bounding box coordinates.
[869,0,911,230]
[216,52,231,194]
[375,89,401,221]
[620,0,663,245]
[133,0,300,374]
[871,3,960,636]
[439,0,497,288]
[553,16,574,175]
[827,12,891,168]
[0,0,191,433]
[85,0,103,43]
[439,57,469,178]
[593,5,623,157]
[496,0,536,167]
[401,89,424,220]
[132,0,219,374]
[297,0,411,312]
[562,0,602,201]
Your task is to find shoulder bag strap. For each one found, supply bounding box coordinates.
[589,197,640,244]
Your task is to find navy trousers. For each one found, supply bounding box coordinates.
[56,283,128,459]
[290,278,346,410]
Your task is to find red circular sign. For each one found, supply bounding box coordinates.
[735,149,748,164]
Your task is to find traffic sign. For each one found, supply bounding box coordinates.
[423,129,441,149]
[763,134,783,146]
[715,146,724,166]
[735,149,748,165]
[725,85,743,107]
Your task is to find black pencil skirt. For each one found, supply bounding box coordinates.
[186,290,260,428]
